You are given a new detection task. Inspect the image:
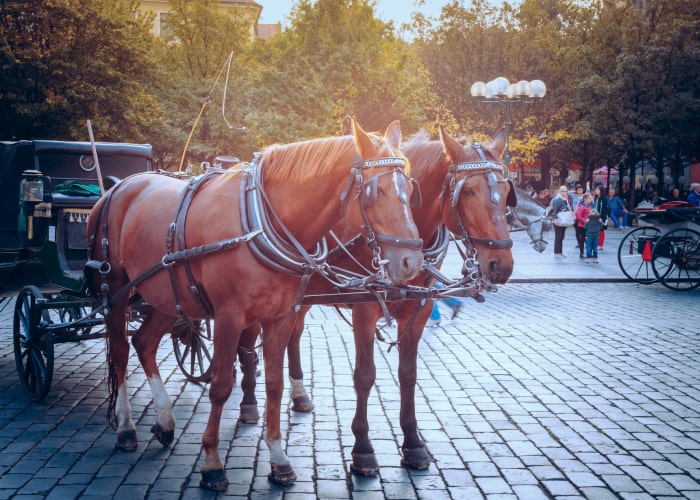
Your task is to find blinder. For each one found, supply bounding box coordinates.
[506,179,517,207]
[340,156,418,215]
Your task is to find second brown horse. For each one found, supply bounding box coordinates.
[238,127,516,483]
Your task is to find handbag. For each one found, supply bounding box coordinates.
[555,198,575,227]
[556,210,575,227]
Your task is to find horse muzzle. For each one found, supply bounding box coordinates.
[375,235,424,283]
[532,239,548,253]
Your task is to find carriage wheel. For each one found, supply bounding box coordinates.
[172,320,213,383]
[651,227,700,291]
[617,226,661,284]
[13,286,54,402]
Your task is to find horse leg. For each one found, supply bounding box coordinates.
[396,301,432,470]
[238,323,261,424]
[261,318,297,485]
[287,308,313,412]
[105,297,138,452]
[199,314,241,492]
[350,303,381,476]
[130,308,177,446]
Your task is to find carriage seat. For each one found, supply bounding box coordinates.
[50,192,100,209]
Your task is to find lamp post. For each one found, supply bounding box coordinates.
[470,77,547,178]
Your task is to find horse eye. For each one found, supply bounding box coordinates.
[377,187,385,196]
[462,188,475,197]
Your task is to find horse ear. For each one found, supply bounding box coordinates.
[352,117,374,158]
[439,125,462,163]
[384,120,402,153]
[490,128,506,159]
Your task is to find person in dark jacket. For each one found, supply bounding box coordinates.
[584,209,603,263]
[592,185,609,251]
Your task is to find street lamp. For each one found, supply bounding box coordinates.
[470,77,547,176]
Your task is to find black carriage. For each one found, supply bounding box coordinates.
[0,140,216,401]
[0,140,152,400]
[617,203,700,291]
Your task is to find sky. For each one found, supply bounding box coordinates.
[257,1,454,27]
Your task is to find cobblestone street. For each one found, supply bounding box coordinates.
[0,230,699,498]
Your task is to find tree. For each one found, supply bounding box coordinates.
[244,0,429,147]
[0,0,162,142]
[153,0,253,168]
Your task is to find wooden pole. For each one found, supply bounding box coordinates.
[86,120,105,196]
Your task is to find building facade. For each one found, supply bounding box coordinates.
[139,0,279,40]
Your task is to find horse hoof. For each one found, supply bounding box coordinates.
[116,430,138,452]
[150,424,174,446]
[200,468,229,491]
[268,463,296,485]
[239,404,260,424]
[350,452,379,476]
[401,447,431,470]
[292,395,314,413]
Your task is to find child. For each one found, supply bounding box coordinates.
[583,209,602,263]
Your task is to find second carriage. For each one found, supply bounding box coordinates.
[617,202,700,290]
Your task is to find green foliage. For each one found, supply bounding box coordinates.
[0,0,162,142]
[152,0,253,168]
[1,0,697,183]
[244,0,428,146]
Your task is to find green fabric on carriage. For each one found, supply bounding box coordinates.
[53,180,102,197]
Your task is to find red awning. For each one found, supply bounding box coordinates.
[509,160,541,171]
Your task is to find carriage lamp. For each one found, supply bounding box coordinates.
[21,170,45,202]
[470,78,547,178]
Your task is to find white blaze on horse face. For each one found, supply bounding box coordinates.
[149,375,176,431]
[392,170,413,222]
[115,384,135,433]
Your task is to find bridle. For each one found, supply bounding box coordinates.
[439,142,514,285]
[339,155,423,272]
[509,204,550,253]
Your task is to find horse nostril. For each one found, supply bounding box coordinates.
[401,254,421,277]
[489,261,501,281]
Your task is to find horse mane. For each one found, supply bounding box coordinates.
[261,135,357,184]
[401,130,444,176]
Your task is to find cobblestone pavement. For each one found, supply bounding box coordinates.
[0,230,699,499]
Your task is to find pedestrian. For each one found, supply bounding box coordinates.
[592,185,608,251]
[606,187,629,229]
[534,188,551,208]
[574,192,593,259]
[427,282,462,327]
[568,182,589,209]
[688,183,700,207]
[668,187,683,202]
[584,209,603,263]
[550,185,574,259]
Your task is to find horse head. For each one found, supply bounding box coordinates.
[510,187,551,253]
[438,127,515,284]
[342,118,423,284]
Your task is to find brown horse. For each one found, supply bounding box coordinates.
[85,119,424,492]
[237,127,516,483]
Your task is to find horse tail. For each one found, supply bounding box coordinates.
[86,190,122,429]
